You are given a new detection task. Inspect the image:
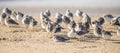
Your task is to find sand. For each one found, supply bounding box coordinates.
[0,7,120,53]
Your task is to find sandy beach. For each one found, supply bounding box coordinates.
[0,0,120,52]
[0,7,120,53]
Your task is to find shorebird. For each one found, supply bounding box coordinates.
[22,15,33,28]
[29,18,37,29]
[0,12,7,25]
[41,18,51,29]
[45,21,64,38]
[102,30,112,40]
[118,18,120,25]
[76,9,83,18]
[67,20,76,30]
[82,21,90,32]
[67,28,78,38]
[75,22,84,32]
[52,34,70,42]
[44,9,51,17]
[65,9,73,18]
[103,14,114,21]
[92,20,100,27]
[117,27,120,36]
[92,21,102,37]
[52,24,64,33]
[75,22,89,35]
[81,13,92,32]
[16,12,24,22]
[45,21,63,33]
[97,17,105,26]
[110,16,120,27]
[4,16,19,27]
[82,13,91,25]
[62,15,71,25]
[2,8,12,16]
[40,12,51,29]
[11,11,17,21]
[45,22,56,32]
[40,12,48,21]
[55,12,63,24]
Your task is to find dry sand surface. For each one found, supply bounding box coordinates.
[0,8,120,53]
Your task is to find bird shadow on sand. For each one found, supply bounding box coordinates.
[108,39,120,44]
[78,45,97,49]
[76,34,101,43]
[0,37,24,42]
[65,41,74,43]
[62,33,102,43]
[110,31,116,33]
[112,42,120,44]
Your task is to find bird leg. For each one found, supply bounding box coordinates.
[50,32,53,38]
[47,32,50,38]
[48,32,53,38]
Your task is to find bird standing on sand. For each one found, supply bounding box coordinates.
[5,16,19,27]
[45,22,55,32]
[65,9,73,18]
[52,24,64,33]
[65,9,73,21]
[40,12,48,22]
[55,12,63,24]
[67,20,76,30]
[45,21,64,38]
[82,13,91,25]
[45,22,63,33]
[2,8,12,16]
[75,22,84,32]
[29,18,37,29]
[97,17,105,26]
[44,9,51,17]
[110,16,120,27]
[62,15,71,25]
[40,12,51,29]
[102,30,112,40]
[0,12,7,25]
[92,21,102,37]
[76,9,83,21]
[76,9,83,18]
[67,28,78,38]
[53,34,69,42]
[82,22,90,32]
[0,8,12,25]
[117,27,120,36]
[16,12,24,22]
[22,15,33,28]
[103,14,114,21]
[10,11,17,21]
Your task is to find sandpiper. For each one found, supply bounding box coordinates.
[22,15,33,28]
[76,9,83,18]
[55,12,63,24]
[102,30,112,40]
[0,12,7,25]
[52,34,70,42]
[117,27,120,36]
[5,16,19,27]
[16,12,24,22]
[92,21,102,37]
[44,9,51,17]
[65,9,73,18]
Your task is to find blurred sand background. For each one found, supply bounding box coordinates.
[0,0,120,53]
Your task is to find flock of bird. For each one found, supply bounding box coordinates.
[0,8,120,42]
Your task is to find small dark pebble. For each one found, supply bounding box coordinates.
[3,38,7,40]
